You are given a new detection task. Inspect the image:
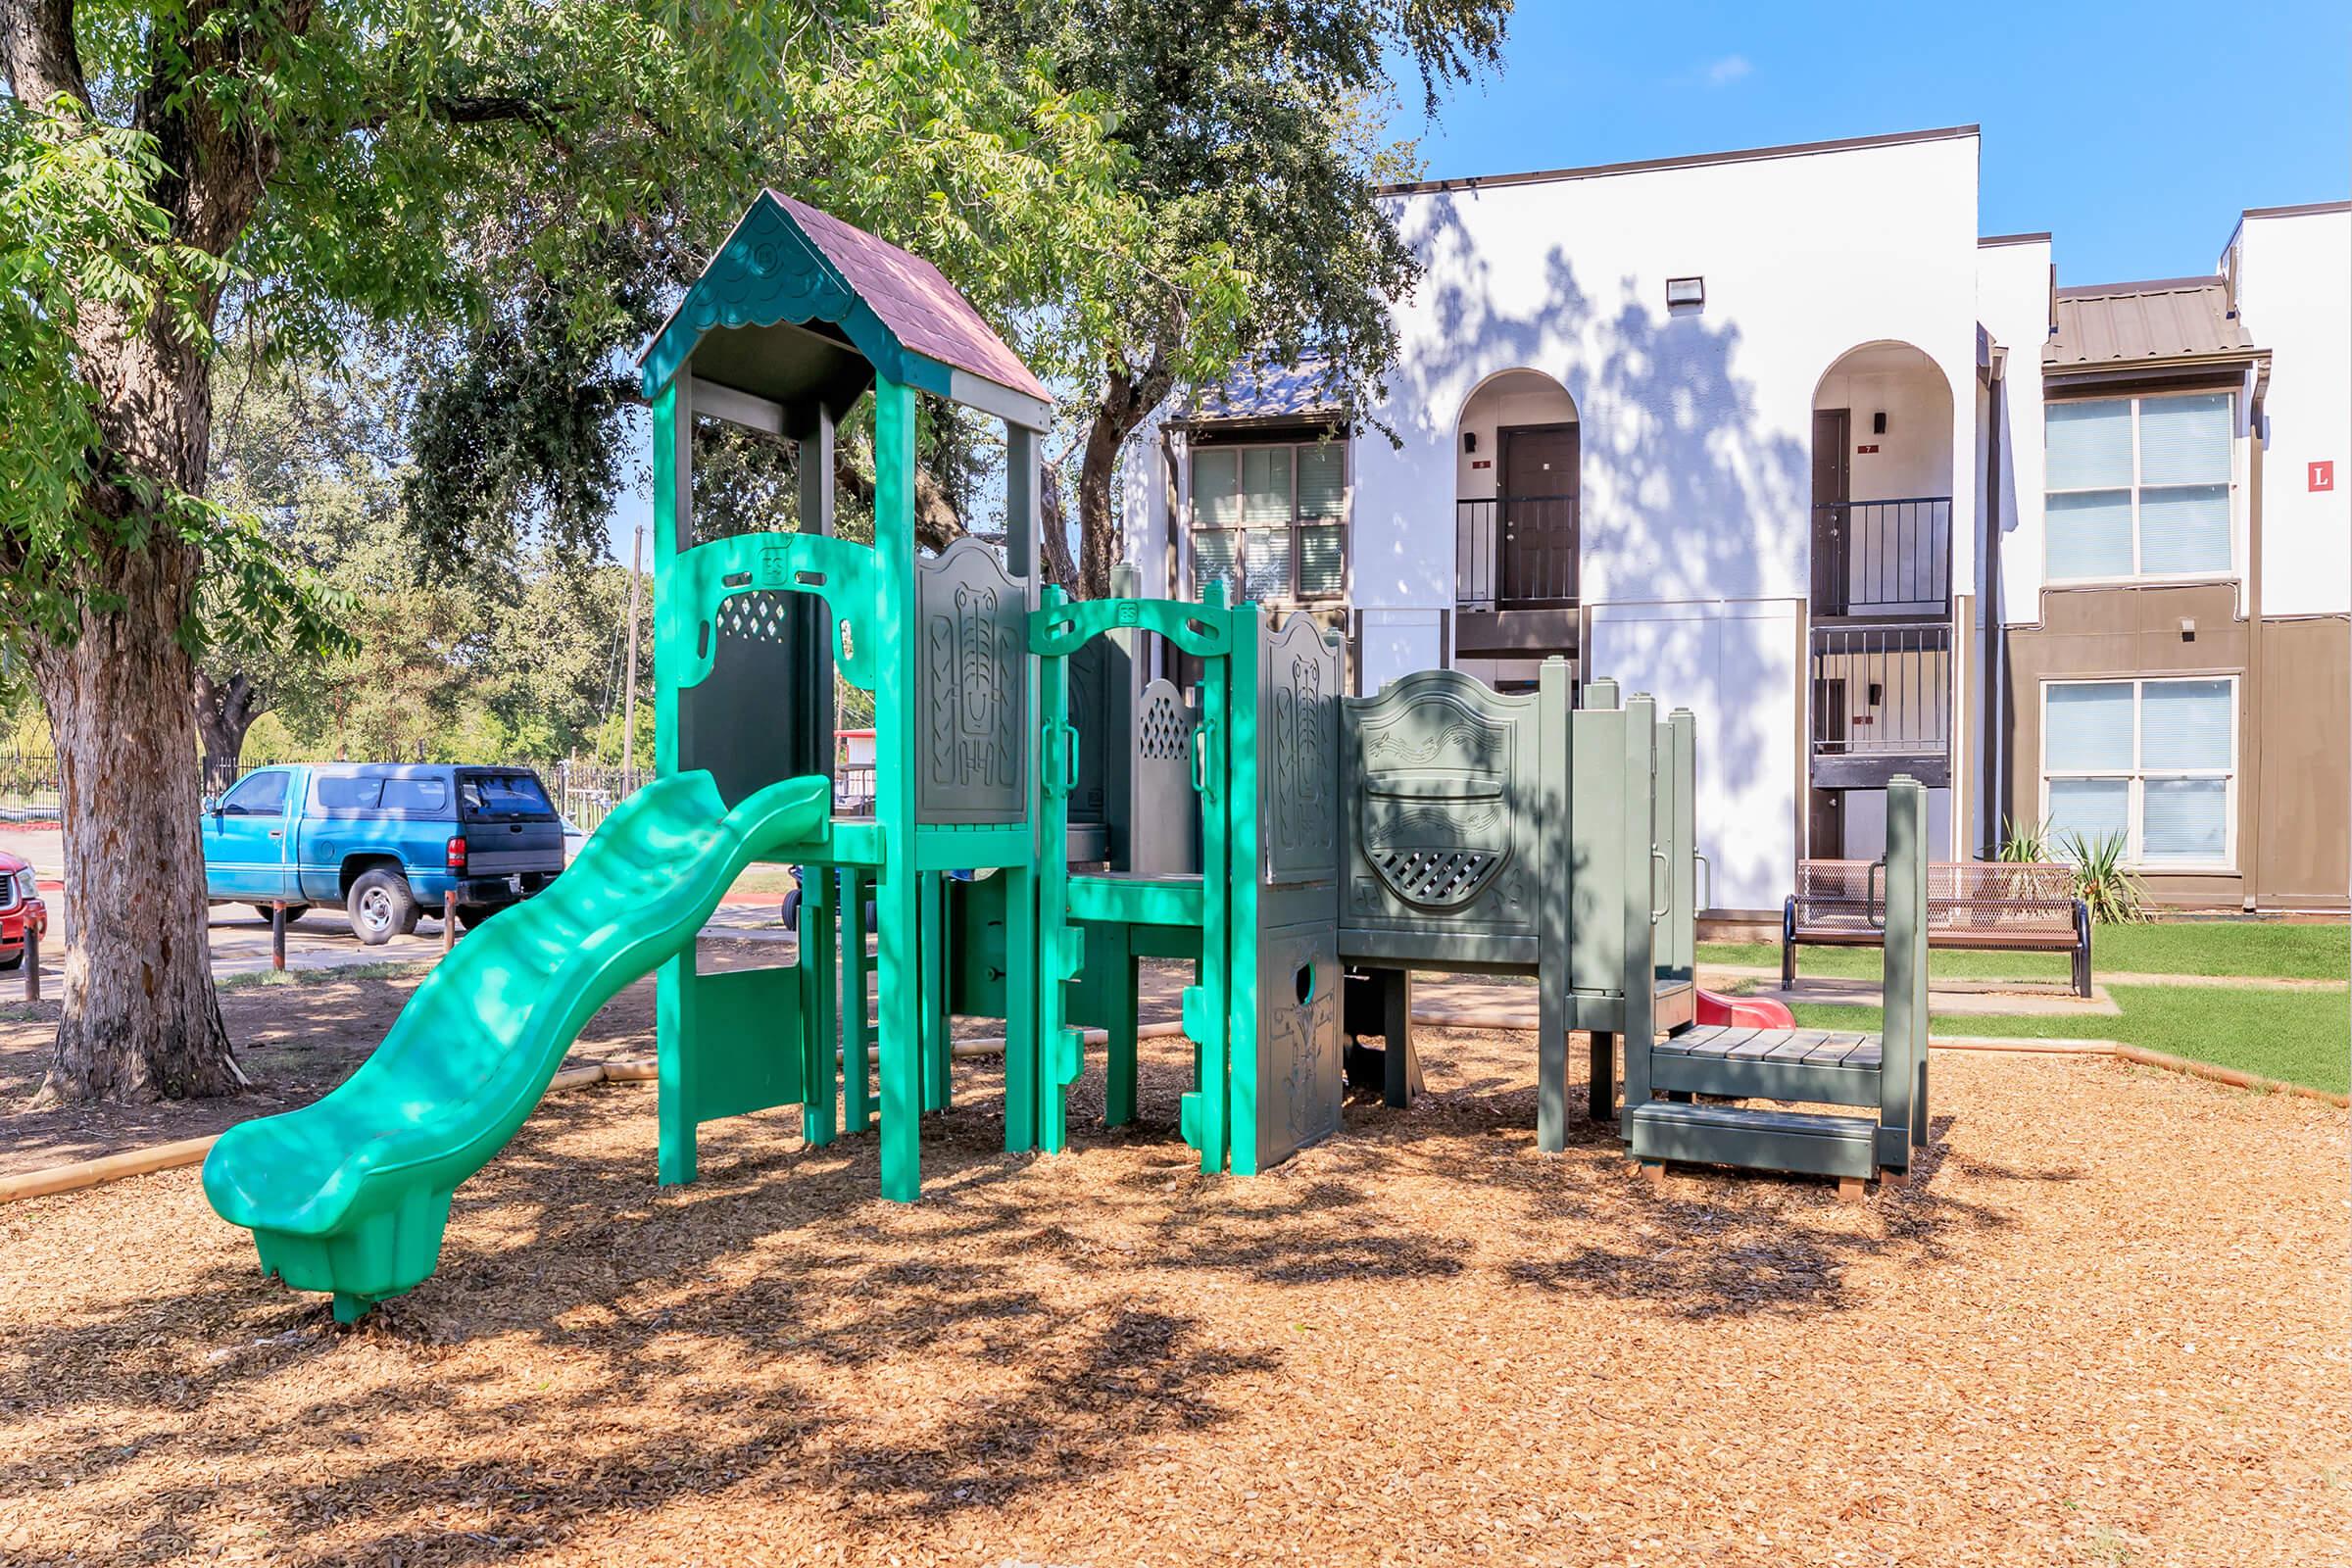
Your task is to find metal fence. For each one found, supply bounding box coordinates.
[1811,497,1951,616]
[0,751,61,825]
[1809,622,1951,758]
[1455,495,1579,611]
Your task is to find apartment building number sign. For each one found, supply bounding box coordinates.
[2312,461,2334,493]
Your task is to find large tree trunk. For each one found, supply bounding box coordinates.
[1074,353,1175,601]
[1037,453,1078,591]
[7,0,307,1104]
[31,551,241,1103]
[191,668,264,794]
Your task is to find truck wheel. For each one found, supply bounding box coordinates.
[347,869,415,947]
[250,904,311,925]
[0,951,21,972]
[455,904,502,931]
[781,889,802,927]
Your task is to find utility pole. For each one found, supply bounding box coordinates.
[621,521,644,786]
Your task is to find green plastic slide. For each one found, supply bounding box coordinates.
[203,770,830,1322]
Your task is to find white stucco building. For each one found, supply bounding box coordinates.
[1119,128,2349,913]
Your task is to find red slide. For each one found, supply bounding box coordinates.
[1694,987,1796,1029]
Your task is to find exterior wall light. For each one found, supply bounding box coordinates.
[1665,275,1704,309]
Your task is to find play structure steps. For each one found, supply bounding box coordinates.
[203,770,832,1321]
[1648,1026,1883,1107]
[1621,774,1934,1194]
[1627,1101,1880,1183]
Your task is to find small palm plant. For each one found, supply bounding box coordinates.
[1996,816,2049,862]
[2056,829,2149,924]
[1997,816,2149,923]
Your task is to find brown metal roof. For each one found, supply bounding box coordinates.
[765,192,1050,403]
[2043,276,2257,369]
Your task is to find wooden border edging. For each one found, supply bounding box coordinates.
[12,1015,2338,1207]
[0,1134,224,1203]
[2113,1043,2349,1108]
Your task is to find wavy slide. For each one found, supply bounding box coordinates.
[203,771,830,1321]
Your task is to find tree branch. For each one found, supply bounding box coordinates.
[829,451,967,555]
[343,92,575,142]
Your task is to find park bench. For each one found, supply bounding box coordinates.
[1783,858,2090,998]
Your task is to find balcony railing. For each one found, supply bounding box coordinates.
[1811,496,1951,617]
[1810,620,1951,760]
[1456,495,1578,611]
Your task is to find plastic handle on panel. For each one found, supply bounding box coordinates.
[1694,851,1713,912]
[1650,847,1672,924]
[1867,858,1887,930]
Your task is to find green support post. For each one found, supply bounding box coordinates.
[1535,657,1573,1152]
[870,376,923,1202]
[1102,920,1140,1127]
[1620,694,1660,1125]
[919,872,953,1113]
[841,867,873,1134]
[651,377,699,1189]
[801,861,838,1147]
[1180,590,1233,1174]
[1031,586,1082,1155]
[1879,774,1929,1173]
[1003,862,1038,1152]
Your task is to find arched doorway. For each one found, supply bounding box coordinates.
[1806,341,1956,858]
[1809,342,1954,616]
[1454,369,1579,613]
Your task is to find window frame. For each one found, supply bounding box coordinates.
[1186,435,1349,607]
[2037,674,2238,872]
[2042,389,2239,587]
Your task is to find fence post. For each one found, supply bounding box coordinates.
[24,921,38,1004]
[443,890,458,953]
[270,900,286,972]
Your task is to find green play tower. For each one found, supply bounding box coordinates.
[638,191,1059,1203]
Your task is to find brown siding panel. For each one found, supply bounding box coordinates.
[2254,617,2352,907]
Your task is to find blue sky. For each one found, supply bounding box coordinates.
[1385,0,2349,285]
[607,5,2347,559]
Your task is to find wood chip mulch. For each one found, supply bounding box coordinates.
[1,1009,2346,1566]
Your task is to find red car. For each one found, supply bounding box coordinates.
[0,852,49,972]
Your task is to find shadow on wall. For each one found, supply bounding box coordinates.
[1379,194,1811,905]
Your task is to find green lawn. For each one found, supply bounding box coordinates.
[1783,984,2349,1097]
[1705,920,2350,983]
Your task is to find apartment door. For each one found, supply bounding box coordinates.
[1498,422,1578,606]
[1811,408,1851,614]
[1808,672,1848,857]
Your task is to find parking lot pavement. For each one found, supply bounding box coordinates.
[202,899,793,979]
[0,889,793,1000]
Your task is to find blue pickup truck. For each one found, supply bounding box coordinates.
[202,763,565,944]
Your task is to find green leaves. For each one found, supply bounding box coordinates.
[0,94,243,636]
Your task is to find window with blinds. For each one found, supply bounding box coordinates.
[2041,676,2234,868]
[1189,438,1348,604]
[2044,392,2234,582]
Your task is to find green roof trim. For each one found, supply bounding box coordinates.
[638,192,1049,431]
[638,194,952,401]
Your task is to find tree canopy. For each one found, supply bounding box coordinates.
[0,0,1168,1103]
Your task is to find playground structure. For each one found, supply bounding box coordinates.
[202,194,1933,1320]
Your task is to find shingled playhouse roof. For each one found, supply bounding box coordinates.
[637,191,1049,425]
